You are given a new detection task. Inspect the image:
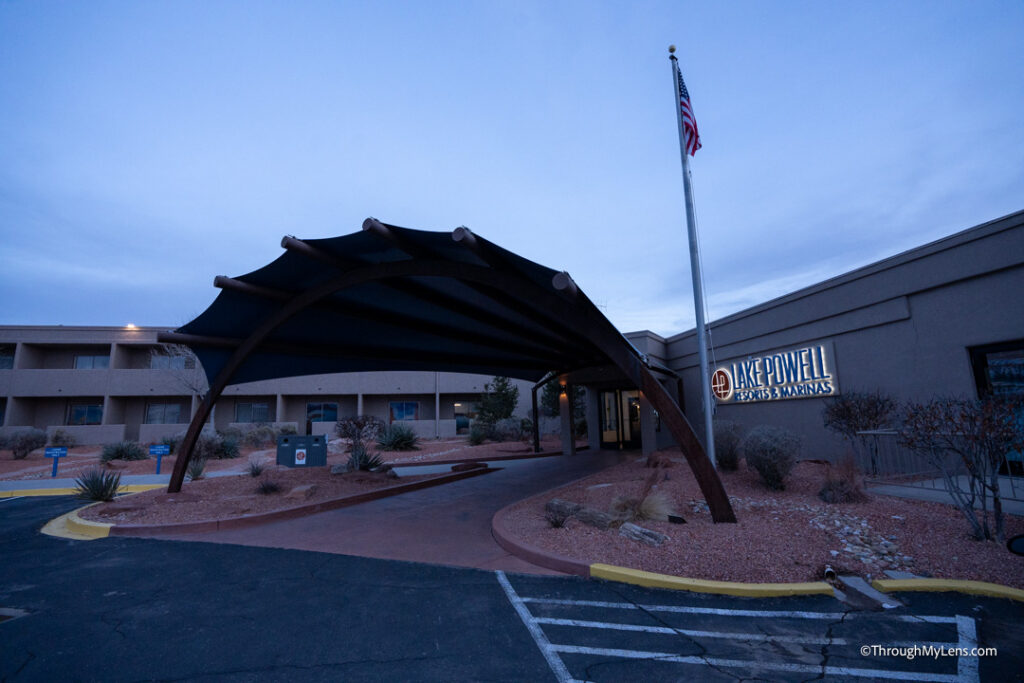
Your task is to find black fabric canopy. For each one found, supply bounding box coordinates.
[164,220,630,387]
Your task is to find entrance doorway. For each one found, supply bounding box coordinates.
[599,389,641,449]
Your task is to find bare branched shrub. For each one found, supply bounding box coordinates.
[822,391,898,474]
[899,396,1023,542]
[818,455,867,504]
[713,420,743,470]
[10,429,47,459]
[742,425,800,490]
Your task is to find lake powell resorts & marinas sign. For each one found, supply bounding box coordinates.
[711,342,840,404]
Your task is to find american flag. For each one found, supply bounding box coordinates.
[676,66,702,156]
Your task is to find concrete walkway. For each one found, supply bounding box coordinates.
[147,450,629,575]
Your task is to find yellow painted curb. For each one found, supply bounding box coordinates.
[872,578,1024,603]
[590,563,834,597]
[0,484,163,498]
[40,504,112,541]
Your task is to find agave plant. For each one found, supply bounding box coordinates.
[346,443,383,472]
[256,479,281,495]
[75,468,121,502]
[376,424,419,451]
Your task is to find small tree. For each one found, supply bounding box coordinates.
[336,415,385,452]
[478,376,519,424]
[822,391,898,474]
[899,396,1023,542]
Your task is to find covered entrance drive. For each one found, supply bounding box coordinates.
[158,219,736,523]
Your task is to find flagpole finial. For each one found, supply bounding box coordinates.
[668,45,676,54]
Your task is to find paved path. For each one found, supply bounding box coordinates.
[3,497,1022,682]
[149,451,629,574]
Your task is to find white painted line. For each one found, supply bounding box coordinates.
[0,496,23,503]
[521,597,960,623]
[956,615,980,683]
[550,644,963,682]
[495,571,578,683]
[535,616,850,645]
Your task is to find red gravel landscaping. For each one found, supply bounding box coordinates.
[497,447,1024,588]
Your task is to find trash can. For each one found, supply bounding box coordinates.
[276,434,327,468]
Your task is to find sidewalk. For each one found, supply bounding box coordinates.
[868,480,1024,516]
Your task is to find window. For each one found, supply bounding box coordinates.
[389,401,419,421]
[306,402,338,423]
[68,403,103,425]
[146,403,182,424]
[74,354,109,369]
[150,355,194,370]
[0,345,13,369]
[235,401,269,423]
[0,398,6,425]
[970,340,1024,398]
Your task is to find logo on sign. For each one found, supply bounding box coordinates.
[711,369,733,401]
[295,448,307,466]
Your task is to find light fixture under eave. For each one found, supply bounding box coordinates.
[125,323,138,330]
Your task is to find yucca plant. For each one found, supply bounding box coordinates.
[376,424,419,451]
[186,457,207,481]
[346,443,383,472]
[100,441,148,463]
[75,468,121,502]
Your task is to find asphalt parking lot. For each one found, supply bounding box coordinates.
[2,496,1023,682]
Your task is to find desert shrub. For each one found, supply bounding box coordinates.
[256,480,282,495]
[336,415,385,443]
[818,455,867,504]
[278,424,297,435]
[195,434,239,460]
[75,468,121,502]
[160,434,182,454]
[186,457,207,481]
[100,441,148,463]
[494,417,523,442]
[823,390,898,474]
[377,424,419,451]
[49,429,77,448]
[218,426,244,441]
[0,434,9,450]
[242,425,277,448]
[468,423,488,446]
[346,443,383,472]
[610,471,676,522]
[545,509,570,528]
[713,420,743,471]
[247,456,266,477]
[10,429,47,459]
[742,425,800,490]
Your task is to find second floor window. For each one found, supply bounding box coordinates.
[389,401,418,421]
[68,403,103,425]
[146,403,182,424]
[150,355,194,370]
[75,355,109,369]
[0,345,13,369]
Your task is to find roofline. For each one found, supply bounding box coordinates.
[663,208,1024,344]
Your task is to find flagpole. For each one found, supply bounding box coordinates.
[669,45,716,469]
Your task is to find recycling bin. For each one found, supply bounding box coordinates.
[276,434,327,468]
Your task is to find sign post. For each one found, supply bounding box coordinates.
[44,447,67,478]
[149,444,171,474]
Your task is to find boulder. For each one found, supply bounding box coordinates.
[545,498,582,518]
[330,463,350,475]
[285,484,317,500]
[574,507,616,530]
[619,522,668,547]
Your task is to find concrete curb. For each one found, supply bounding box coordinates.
[40,504,113,540]
[590,564,836,597]
[386,446,584,469]
[105,466,497,537]
[0,484,164,498]
[490,504,591,576]
[872,578,1024,603]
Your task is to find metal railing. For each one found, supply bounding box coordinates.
[855,429,1024,503]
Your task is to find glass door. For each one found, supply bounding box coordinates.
[599,390,642,449]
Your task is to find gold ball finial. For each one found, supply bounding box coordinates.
[668,45,676,54]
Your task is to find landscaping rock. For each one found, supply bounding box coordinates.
[285,484,317,500]
[386,469,399,479]
[619,522,668,547]
[330,463,350,475]
[545,498,582,518]
[574,507,616,530]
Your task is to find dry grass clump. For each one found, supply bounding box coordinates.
[611,471,677,522]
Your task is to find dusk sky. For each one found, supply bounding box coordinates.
[2,1,1022,337]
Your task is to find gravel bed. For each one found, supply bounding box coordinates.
[500,448,1024,587]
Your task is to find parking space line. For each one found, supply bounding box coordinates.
[496,571,578,683]
[521,597,960,624]
[550,644,964,682]
[0,496,23,503]
[508,588,977,682]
